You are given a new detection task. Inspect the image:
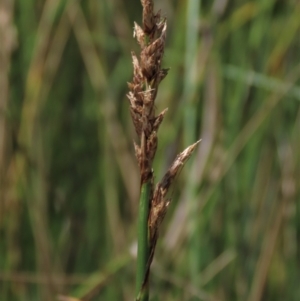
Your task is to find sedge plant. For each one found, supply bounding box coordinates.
[127,1,199,300]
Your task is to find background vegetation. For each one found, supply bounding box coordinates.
[0,0,299,300]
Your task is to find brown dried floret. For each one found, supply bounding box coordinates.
[152,108,168,132]
[141,0,155,35]
[146,131,157,164]
[134,22,146,49]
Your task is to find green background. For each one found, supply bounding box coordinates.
[0,0,299,300]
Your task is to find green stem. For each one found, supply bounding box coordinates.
[135,181,151,301]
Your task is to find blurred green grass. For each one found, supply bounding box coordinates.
[0,0,299,300]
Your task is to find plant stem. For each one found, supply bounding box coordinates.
[135,181,151,301]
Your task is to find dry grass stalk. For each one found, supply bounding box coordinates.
[127,0,199,297]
